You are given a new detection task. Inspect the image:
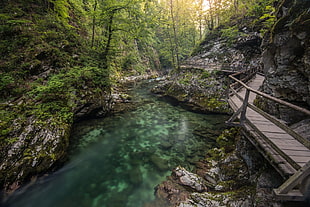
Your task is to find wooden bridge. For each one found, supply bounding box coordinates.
[180,62,252,73]
[226,69,310,202]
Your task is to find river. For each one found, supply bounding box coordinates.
[4,79,228,207]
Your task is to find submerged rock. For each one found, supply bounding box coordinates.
[150,154,169,171]
[129,166,143,186]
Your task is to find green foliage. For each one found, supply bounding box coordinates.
[259,5,276,35]
[216,128,239,153]
[0,74,15,96]
[50,0,70,21]
[201,71,211,79]
[179,73,192,85]
[28,66,110,103]
[221,26,240,46]
[207,148,226,161]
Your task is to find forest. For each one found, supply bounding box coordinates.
[0,0,275,131]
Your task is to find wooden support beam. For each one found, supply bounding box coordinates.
[274,161,310,195]
[240,89,250,125]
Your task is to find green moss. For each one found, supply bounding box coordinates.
[207,148,226,161]
[196,97,228,113]
[207,128,240,161]
[200,71,211,79]
[216,128,239,153]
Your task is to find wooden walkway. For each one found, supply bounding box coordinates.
[227,73,310,201]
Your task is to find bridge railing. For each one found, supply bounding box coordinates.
[227,70,310,150]
[227,69,310,201]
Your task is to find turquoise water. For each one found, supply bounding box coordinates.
[4,80,228,207]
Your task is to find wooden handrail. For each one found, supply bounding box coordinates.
[180,62,251,72]
[228,69,310,201]
[229,74,310,116]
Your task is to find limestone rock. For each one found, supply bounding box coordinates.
[0,116,71,195]
[260,0,310,124]
[174,166,208,192]
[152,70,230,114]
[291,119,310,141]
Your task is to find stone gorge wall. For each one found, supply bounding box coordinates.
[188,24,262,71]
[260,0,310,124]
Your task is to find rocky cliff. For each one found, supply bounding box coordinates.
[260,0,310,125]
[0,1,112,198]
[152,21,263,114]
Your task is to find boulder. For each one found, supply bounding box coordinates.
[174,167,208,192]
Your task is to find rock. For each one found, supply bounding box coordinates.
[179,192,254,207]
[159,141,173,150]
[259,0,310,124]
[291,119,310,141]
[154,179,189,206]
[150,154,169,171]
[152,69,230,114]
[217,153,249,186]
[129,166,143,186]
[174,167,208,192]
[0,116,71,196]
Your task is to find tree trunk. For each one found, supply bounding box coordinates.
[91,0,97,48]
[100,11,115,69]
[169,0,180,70]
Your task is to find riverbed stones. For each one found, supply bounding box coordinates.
[129,166,143,186]
[150,154,169,171]
[159,141,173,150]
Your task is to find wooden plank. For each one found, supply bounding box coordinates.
[246,117,268,122]
[282,149,310,155]
[270,138,308,148]
[263,132,295,139]
[270,142,307,151]
[262,131,289,136]
[278,163,297,175]
[270,139,306,146]
[254,123,287,133]
[289,156,310,163]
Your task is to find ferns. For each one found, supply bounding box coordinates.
[50,0,70,19]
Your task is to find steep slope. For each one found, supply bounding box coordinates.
[260,0,310,125]
[0,0,111,196]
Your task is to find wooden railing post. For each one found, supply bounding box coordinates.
[240,88,250,125]
[226,77,230,101]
